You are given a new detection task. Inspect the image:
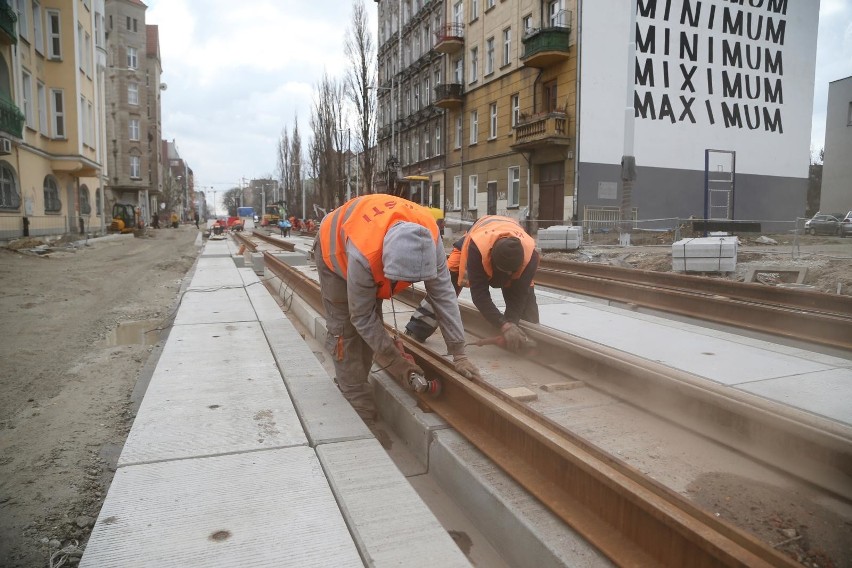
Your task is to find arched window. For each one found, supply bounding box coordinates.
[0,162,19,210]
[79,185,91,214]
[43,176,61,212]
[95,187,102,215]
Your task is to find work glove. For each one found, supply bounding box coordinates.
[376,345,424,384]
[453,355,482,381]
[500,322,526,353]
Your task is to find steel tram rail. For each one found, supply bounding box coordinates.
[262,251,804,568]
[536,258,852,351]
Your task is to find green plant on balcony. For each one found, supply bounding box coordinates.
[0,96,25,138]
[0,2,18,44]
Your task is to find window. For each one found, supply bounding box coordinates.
[549,0,566,27]
[33,1,44,53]
[130,156,141,178]
[87,101,94,146]
[127,46,138,69]
[128,82,138,105]
[77,24,84,71]
[0,163,20,210]
[489,103,497,139]
[522,14,533,36]
[468,175,477,209]
[435,124,441,154]
[50,89,65,138]
[37,83,48,135]
[47,9,61,59]
[453,58,463,83]
[84,32,92,76]
[544,80,558,112]
[511,93,520,127]
[508,166,520,206]
[469,47,478,83]
[79,186,91,215]
[455,114,462,148]
[471,0,478,20]
[453,175,462,209]
[485,37,494,75]
[503,28,511,66]
[96,186,102,215]
[126,16,137,32]
[94,13,104,48]
[486,0,495,9]
[453,1,463,25]
[16,0,28,42]
[129,118,140,141]
[470,110,478,144]
[413,131,419,161]
[22,71,34,129]
[424,129,430,158]
[43,176,61,212]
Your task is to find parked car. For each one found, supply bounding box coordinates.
[841,211,852,238]
[803,213,842,236]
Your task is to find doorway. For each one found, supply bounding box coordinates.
[538,162,564,228]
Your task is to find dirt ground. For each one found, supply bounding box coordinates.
[0,227,200,568]
[0,226,849,567]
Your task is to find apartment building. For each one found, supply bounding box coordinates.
[104,0,163,224]
[376,0,576,229]
[0,0,106,240]
[818,76,852,214]
[377,0,821,231]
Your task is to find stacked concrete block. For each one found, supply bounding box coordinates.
[537,225,582,251]
[672,236,738,272]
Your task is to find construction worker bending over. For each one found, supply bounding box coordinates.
[405,215,539,352]
[315,194,481,424]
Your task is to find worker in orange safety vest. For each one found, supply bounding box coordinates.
[315,194,481,424]
[405,215,539,352]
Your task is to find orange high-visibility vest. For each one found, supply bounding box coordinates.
[319,194,440,299]
[457,216,535,288]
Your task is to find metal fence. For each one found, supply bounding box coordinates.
[0,215,107,242]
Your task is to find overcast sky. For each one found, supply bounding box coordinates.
[145,0,851,210]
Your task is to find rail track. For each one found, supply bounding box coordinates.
[261,251,837,568]
[536,258,852,351]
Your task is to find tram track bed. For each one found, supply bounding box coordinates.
[263,252,852,567]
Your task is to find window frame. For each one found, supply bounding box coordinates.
[508,166,520,207]
[129,155,141,179]
[0,162,21,210]
[129,118,140,141]
[469,110,478,144]
[489,102,497,139]
[128,82,139,105]
[50,88,65,139]
[469,46,478,83]
[37,82,48,136]
[127,46,138,70]
[32,1,44,54]
[22,70,34,129]
[46,9,61,60]
[453,175,462,209]
[511,93,520,127]
[468,174,478,209]
[43,175,61,212]
[503,28,511,66]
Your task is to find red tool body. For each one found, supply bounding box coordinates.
[394,337,442,397]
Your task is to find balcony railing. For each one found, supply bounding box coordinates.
[434,83,463,109]
[0,96,25,138]
[521,14,571,68]
[512,112,570,150]
[0,2,17,45]
[434,23,464,54]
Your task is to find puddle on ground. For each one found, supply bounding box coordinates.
[105,320,162,346]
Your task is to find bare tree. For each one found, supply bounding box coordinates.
[309,72,348,210]
[344,0,377,195]
[276,124,291,205]
[289,118,303,217]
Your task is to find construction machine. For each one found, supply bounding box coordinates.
[108,203,140,233]
[261,202,283,227]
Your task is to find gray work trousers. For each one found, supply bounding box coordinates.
[315,249,380,423]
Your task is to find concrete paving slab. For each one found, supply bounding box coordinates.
[317,438,471,568]
[82,448,363,568]
[537,302,835,384]
[173,287,257,325]
[189,257,245,290]
[119,322,307,466]
[736,368,852,426]
[239,268,286,322]
[262,319,372,446]
[200,240,232,256]
[429,429,610,568]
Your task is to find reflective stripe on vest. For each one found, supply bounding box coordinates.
[318,194,440,299]
[457,215,535,288]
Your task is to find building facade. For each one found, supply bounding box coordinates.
[819,76,852,215]
[376,0,820,232]
[0,0,106,240]
[104,0,163,225]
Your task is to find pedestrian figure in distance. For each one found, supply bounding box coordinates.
[151,212,159,229]
[194,211,200,229]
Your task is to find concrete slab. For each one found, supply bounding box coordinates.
[173,287,257,325]
[429,429,610,568]
[318,438,472,567]
[537,301,836,385]
[239,268,286,322]
[262,319,372,446]
[119,322,307,466]
[737,368,852,426]
[189,257,245,290]
[82,448,363,568]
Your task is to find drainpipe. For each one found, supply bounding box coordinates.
[573,0,583,223]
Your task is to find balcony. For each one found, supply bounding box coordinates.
[434,23,464,54]
[511,112,570,152]
[0,96,24,138]
[434,83,463,109]
[521,24,571,68]
[0,3,17,45]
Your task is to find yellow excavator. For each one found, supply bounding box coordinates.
[108,203,140,233]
